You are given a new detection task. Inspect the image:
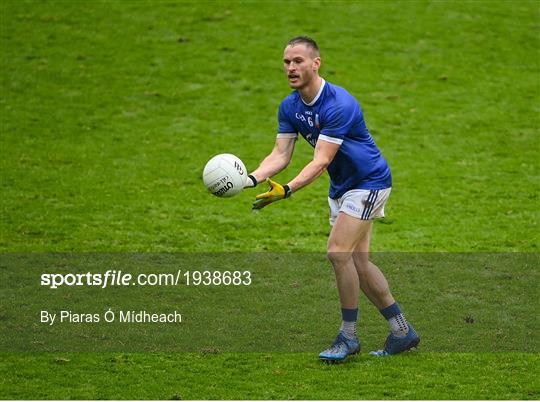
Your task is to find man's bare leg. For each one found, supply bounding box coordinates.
[327,212,374,308]
[319,212,372,361]
[351,219,420,355]
[351,222,395,309]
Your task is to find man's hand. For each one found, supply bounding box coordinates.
[244,174,258,188]
[252,178,292,210]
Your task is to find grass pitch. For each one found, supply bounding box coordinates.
[1,0,539,399]
[2,353,538,400]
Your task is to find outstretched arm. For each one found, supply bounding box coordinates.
[287,138,339,192]
[252,138,340,210]
[246,137,296,187]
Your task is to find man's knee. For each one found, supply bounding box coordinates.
[326,246,352,268]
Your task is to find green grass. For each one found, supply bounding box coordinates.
[2,353,538,400]
[1,0,539,399]
[1,0,538,252]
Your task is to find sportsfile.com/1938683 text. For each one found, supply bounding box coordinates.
[40,270,252,289]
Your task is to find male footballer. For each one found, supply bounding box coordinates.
[244,36,420,362]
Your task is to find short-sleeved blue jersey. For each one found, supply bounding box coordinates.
[278,79,392,199]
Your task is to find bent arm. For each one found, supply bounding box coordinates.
[287,139,340,193]
[250,137,296,183]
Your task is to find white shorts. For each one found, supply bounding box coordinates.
[329,188,392,226]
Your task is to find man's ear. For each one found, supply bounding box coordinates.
[313,57,321,72]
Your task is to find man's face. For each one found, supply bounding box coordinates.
[283,44,320,89]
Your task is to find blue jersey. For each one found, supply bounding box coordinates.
[277,79,392,199]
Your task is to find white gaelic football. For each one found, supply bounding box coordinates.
[203,154,247,197]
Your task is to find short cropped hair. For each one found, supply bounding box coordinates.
[287,36,320,58]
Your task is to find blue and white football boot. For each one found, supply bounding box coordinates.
[370,325,420,357]
[319,331,360,362]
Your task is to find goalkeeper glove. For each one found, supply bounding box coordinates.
[252,178,292,210]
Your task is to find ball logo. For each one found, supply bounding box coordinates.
[208,175,234,196]
[212,181,234,196]
[234,161,244,175]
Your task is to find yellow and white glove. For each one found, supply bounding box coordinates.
[252,178,292,210]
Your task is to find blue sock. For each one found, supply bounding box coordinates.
[340,308,358,339]
[380,302,409,337]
